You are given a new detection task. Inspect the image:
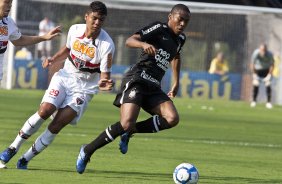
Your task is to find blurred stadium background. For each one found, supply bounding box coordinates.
[1,0,282,105]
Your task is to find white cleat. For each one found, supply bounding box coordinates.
[266,102,273,109]
[0,161,7,169]
[250,101,256,108]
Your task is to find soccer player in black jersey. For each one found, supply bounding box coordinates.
[76,4,191,174]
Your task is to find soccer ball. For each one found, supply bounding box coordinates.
[173,163,199,184]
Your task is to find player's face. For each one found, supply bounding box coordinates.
[259,45,267,57]
[168,10,190,35]
[85,12,106,35]
[0,0,12,18]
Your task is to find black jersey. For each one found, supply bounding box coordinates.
[124,21,186,86]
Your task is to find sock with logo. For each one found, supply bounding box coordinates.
[135,115,172,133]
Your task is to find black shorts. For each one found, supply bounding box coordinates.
[113,78,171,113]
[254,69,269,78]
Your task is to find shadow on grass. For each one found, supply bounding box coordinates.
[28,167,171,182]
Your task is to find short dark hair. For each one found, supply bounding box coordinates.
[87,1,107,16]
[171,4,190,15]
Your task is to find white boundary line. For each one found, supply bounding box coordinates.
[62,133,282,148]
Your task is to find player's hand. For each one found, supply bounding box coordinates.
[167,84,179,98]
[43,26,62,40]
[98,79,115,91]
[252,73,259,79]
[142,43,157,56]
[42,58,53,68]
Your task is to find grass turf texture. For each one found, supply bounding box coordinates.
[0,89,281,184]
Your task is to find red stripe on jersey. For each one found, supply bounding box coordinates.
[0,41,8,46]
[77,33,86,39]
[70,52,100,68]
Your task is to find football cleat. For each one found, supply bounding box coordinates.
[76,145,90,174]
[250,101,256,108]
[0,161,7,169]
[0,147,17,164]
[17,157,29,170]
[119,132,131,154]
[266,102,273,109]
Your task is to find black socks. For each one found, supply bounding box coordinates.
[84,122,125,155]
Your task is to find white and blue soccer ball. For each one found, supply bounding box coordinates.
[173,163,199,184]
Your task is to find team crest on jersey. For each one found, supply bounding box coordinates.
[0,26,8,36]
[76,97,84,105]
[128,88,137,99]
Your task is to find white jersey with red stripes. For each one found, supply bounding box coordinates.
[61,24,115,94]
[0,17,22,80]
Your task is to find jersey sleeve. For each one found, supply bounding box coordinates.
[8,17,22,41]
[100,39,115,73]
[136,21,163,41]
[66,25,74,49]
[251,50,258,64]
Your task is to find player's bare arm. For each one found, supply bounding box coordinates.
[99,72,114,91]
[168,54,181,98]
[125,34,156,56]
[268,64,274,74]
[11,26,61,46]
[42,46,69,68]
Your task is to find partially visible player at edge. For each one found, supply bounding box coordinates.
[76,4,190,174]
[0,1,114,169]
[0,0,61,82]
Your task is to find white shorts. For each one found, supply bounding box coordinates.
[41,71,94,125]
[37,40,51,51]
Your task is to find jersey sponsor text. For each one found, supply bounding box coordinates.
[73,40,95,58]
[142,24,161,35]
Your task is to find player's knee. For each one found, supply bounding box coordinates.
[38,103,56,119]
[48,123,62,134]
[165,113,179,127]
[120,120,135,132]
[265,80,271,86]
[252,79,259,86]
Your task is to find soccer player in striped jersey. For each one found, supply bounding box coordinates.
[76,4,190,174]
[0,0,61,82]
[0,1,114,169]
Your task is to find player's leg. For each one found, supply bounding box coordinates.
[76,103,140,174]
[0,73,65,166]
[0,102,56,164]
[264,75,273,109]
[119,90,177,154]
[17,92,91,169]
[251,73,260,107]
[17,106,77,169]
[118,100,178,155]
[46,41,52,58]
[136,100,179,133]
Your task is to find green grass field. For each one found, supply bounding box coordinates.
[0,89,282,184]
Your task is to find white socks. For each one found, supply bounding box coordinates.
[23,129,56,161]
[10,112,45,151]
